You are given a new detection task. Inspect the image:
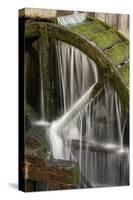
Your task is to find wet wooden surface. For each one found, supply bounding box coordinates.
[24,155,79,191]
[87,12,129,38]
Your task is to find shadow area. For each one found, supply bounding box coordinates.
[8,183,18,190]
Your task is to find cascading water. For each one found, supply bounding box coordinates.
[47,13,129,187]
[57,12,87,26]
[34,13,129,188]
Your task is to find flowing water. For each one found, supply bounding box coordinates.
[36,13,129,187]
[51,38,129,187]
[57,12,87,26]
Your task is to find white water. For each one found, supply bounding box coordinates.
[49,83,96,159]
[47,13,128,187]
[57,13,87,26]
[53,38,128,186]
[35,13,129,187]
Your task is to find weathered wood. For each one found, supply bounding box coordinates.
[104,41,129,65]
[57,10,74,17]
[24,156,80,190]
[70,20,108,39]
[91,12,129,38]
[39,27,49,120]
[89,29,123,50]
[19,8,56,19]
[118,14,129,39]
[21,9,129,38]
[95,13,106,22]
[25,45,41,116]
[105,13,118,29]
[25,21,129,112]
[119,63,129,87]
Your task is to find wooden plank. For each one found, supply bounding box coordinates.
[19,8,56,19]
[70,21,108,39]
[119,63,129,87]
[24,156,80,190]
[86,12,95,17]
[95,13,106,22]
[105,14,118,29]
[89,29,123,49]
[87,12,129,39]
[117,14,129,38]
[104,41,129,65]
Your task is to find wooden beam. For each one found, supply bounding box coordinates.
[24,156,80,190]
[19,8,56,19]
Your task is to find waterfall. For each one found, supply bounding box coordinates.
[34,13,129,188]
[47,13,129,187]
[57,13,87,26]
[49,83,96,159]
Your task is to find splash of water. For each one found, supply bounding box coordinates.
[48,13,129,187]
[57,13,87,26]
[49,83,96,159]
[34,13,128,188]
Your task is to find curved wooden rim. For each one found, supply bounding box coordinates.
[25,21,129,113]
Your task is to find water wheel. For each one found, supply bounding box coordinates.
[23,15,129,191]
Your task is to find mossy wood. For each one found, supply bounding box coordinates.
[25,17,129,113]
[25,156,80,190]
[24,17,129,186]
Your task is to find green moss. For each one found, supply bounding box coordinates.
[89,29,122,49]
[86,16,128,41]
[119,64,129,87]
[39,27,56,121]
[104,41,129,65]
[47,38,57,121]
[72,164,80,185]
[70,21,108,39]
[26,22,129,114]
[47,23,112,74]
[25,22,40,38]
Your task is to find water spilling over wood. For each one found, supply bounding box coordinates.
[23,11,129,191]
[46,13,129,187]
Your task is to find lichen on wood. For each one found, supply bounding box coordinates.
[25,21,129,113]
[119,63,129,87]
[25,156,80,190]
[104,41,129,65]
[70,21,108,39]
[24,17,129,189]
[89,29,123,50]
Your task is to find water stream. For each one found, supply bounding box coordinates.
[35,13,129,187]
